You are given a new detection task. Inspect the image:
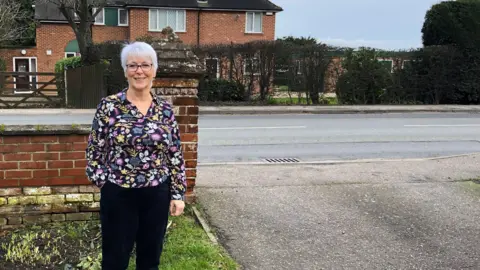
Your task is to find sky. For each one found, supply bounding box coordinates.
[272,0,443,50]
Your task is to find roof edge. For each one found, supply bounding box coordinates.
[123,5,283,12]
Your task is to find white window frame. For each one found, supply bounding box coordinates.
[12,57,38,93]
[65,52,79,58]
[118,8,128,26]
[295,60,302,75]
[402,59,412,69]
[149,8,186,32]
[245,12,263,34]
[205,58,220,79]
[244,58,260,75]
[378,58,394,73]
[92,7,105,25]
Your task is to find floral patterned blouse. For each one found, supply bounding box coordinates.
[85,90,186,201]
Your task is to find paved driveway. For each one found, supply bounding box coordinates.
[196,154,480,270]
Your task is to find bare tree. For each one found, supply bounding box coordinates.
[40,0,119,64]
[0,1,29,45]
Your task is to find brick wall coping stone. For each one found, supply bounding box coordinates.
[150,28,204,78]
[0,125,90,136]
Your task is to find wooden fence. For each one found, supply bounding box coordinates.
[0,72,65,108]
[65,64,106,109]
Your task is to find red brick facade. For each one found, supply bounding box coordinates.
[0,8,277,73]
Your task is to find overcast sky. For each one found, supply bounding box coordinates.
[272,0,442,50]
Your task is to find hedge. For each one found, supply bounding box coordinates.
[422,0,480,48]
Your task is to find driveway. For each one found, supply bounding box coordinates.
[196,154,480,269]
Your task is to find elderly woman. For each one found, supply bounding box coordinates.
[85,41,186,270]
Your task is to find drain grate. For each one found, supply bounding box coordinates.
[263,158,301,163]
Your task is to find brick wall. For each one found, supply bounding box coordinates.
[199,11,276,44]
[92,25,129,42]
[128,9,199,44]
[36,24,77,73]
[0,8,277,73]
[325,57,343,94]
[0,47,38,72]
[151,78,199,201]
[128,9,276,45]
[0,77,200,228]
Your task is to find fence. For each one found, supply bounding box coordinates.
[65,63,106,109]
[0,72,65,108]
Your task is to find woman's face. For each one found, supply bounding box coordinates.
[125,55,155,92]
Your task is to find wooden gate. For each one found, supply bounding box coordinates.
[0,72,65,108]
[66,64,106,109]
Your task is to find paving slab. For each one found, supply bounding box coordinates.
[196,154,480,270]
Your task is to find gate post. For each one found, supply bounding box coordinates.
[150,37,205,203]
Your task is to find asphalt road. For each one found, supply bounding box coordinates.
[196,154,480,269]
[199,113,480,163]
[1,112,480,163]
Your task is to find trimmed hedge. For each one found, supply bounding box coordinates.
[335,48,392,105]
[0,58,6,88]
[0,58,6,71]
[198,79,246,102]
[54,56,82,74]
[94,41,128,95]
[422,1,480,48]
[336,46,480,105]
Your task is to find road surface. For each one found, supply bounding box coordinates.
[1,112,480,163]
[199,113,480,163]
[196,154,480,269]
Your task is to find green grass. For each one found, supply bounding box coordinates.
[0,206,239,270]
[128,207,239,270]
[460,179,480,196]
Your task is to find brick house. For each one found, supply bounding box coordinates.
[0,0,282,87]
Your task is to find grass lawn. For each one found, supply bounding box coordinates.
[0,206,239,270]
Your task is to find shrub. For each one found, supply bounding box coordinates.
[335,48,392,105]
[0,58,6,88]
[54,56,82,74]
[422,1,480,48]
[54,56,82,92]
[198,79,246,102]
[0,58,6,71]
[94,41,128,95]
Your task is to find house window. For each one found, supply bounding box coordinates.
[295,60,302,75]
[246,12,262,33]
[378,59,393,73]
[13,57,38,93]
[244,58,260,75]
[149,9,186,32]
[93,8,105,25]
[65,52,80,58]
[402,60,412,69]
[118,9,128,26]
[205,58,219,79]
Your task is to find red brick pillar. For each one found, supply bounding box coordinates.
[152,39,204,203]
[152,79,199,203]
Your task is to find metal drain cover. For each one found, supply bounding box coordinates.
[263,158,301,163]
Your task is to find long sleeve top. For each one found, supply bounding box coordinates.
[85,90,187,201]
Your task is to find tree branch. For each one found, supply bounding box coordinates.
[0,1,29,44]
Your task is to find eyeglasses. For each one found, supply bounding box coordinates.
[126,63,153,72]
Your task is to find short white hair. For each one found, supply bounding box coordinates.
[120,41,158,73]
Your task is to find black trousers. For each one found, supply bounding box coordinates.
[100,181,171,270]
